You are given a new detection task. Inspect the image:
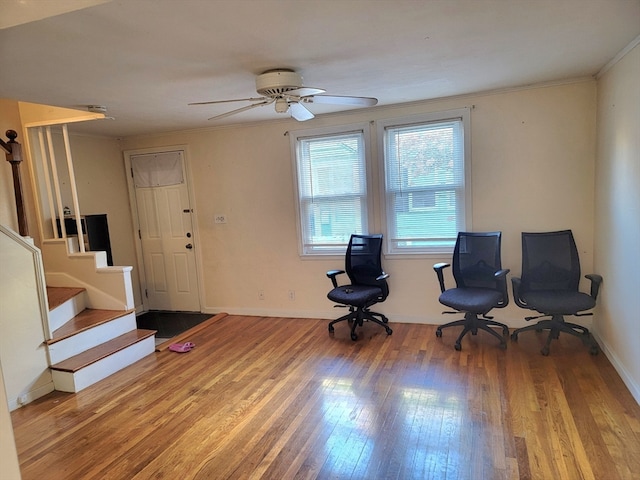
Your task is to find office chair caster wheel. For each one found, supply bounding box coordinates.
[436,328,443,338]
[510,332,518,341]
[328,325,334,334]
[385,327,393,335]
[590,345,599,355]
[541,346,550,356]
[454,343,462,351]
[350,332,358,341]
[502,326,510,336]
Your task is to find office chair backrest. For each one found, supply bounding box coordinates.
[521,230,580,292]
[345,234,388,295]
[453,231,503,290]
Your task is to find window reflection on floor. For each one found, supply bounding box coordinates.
[320,376,464,478]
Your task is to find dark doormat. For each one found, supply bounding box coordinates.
[136,311,213,339]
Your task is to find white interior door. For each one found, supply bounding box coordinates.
[131,151,200,312]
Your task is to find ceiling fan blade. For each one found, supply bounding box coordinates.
[289,102,315,121]
[304,95,378,107]
[207,99,274,121]
[285,87,326,98]
[189,97,266,106]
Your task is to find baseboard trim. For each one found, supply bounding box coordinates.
[593,331,640,406]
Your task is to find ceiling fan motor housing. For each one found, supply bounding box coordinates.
[256,70,304,97]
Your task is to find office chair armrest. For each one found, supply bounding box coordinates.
[494,268,510,279]
[494,269,510,307]
[511,277,530,309]
[326,269,345,288]
[376,272,389,282]
[585,274,603,299]
[433,262,450,293]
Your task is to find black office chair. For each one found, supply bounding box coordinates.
[510,230,602,356]
[327,234,393,341]
[434,231,510,350]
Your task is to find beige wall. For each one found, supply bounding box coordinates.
[594,42,640,402]
[70,134,142,307]
[120,80,597,325]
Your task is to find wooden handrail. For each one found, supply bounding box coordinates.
[2,129,29,237]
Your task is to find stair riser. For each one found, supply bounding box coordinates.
[49,293,87,332]
[48,313,137,364]
[51,336,156,393]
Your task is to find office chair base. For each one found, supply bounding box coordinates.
[328,308,392,341]
[510,315,599,356]
[436,313,508,350]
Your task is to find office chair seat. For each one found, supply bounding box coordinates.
[521,290,595,314]
[328,285,384,308]
[439,288,504,314]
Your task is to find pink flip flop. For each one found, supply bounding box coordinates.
[169,342,195,353]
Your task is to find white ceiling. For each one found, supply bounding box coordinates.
[1,0,638,137]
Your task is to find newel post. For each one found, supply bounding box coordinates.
[1,129,29,237]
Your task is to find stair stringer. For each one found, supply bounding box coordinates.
[42,239,134,311]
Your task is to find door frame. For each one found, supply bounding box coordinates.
[123,145,204,313]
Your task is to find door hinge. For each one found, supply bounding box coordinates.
[145,289,148,298]
[138,229,141,240]
[131,167,134,178]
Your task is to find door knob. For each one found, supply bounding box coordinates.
[185,243,193,249]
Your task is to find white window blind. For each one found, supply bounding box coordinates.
[382,110,469,253]
[131,151,184,188]
[293,128,369,255]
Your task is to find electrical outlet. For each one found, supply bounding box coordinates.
[288,290,295,301]
[258,290,265,300]
[214,214,227,224]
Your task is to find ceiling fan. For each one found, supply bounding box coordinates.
[189,69,378,122]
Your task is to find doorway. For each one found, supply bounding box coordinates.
[125,148,201,312]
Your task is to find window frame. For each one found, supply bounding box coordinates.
[377,108,472,256]
[290,123,374,257]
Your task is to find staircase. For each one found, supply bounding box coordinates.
[46,286,156,393]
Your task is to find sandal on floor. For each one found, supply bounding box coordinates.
[169,342,195,353]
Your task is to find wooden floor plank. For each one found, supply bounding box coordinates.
[10,316,640,480]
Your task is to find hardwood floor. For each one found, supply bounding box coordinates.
[11,316,640,479]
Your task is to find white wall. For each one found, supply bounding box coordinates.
[0,363,21,480]
[0,228,53,411]
[594,41,640,403]
[120,80,597,326]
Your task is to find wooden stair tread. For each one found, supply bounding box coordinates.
[47,286,85,310]
[50,329,156,373]
[48,309,135,344]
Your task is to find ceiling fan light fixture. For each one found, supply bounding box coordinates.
[192,68,378,122]
[275,98,289,113]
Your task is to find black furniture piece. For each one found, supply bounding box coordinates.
[327,234,393,341]
[510,230,602,356]
[434,231,510,350]
[57,214,113,266]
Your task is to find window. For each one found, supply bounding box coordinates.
[379,108,470,254]
[291,124,370,255]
